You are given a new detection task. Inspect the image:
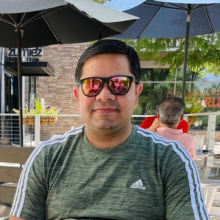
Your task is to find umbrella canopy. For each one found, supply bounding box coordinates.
[105,0,220,100]
[0,0,138,146]
[0,0,138,47]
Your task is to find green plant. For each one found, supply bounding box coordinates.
[42,106,60,115]
[34,98,43,114]
[13,98,61,115]
[13,106,29,114]
[184,99,206,127]
[184,99,206,114]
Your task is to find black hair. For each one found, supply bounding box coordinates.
[75,39,141,83]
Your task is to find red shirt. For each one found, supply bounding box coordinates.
[140,115,188,133]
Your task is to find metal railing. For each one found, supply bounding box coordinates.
[0,112,220,151]
[0,114,83,147]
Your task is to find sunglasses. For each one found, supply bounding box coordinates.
[78,75,134,97]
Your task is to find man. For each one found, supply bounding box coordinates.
[155,96,195,159]
[140,112,189,133]
[9,40,208,220]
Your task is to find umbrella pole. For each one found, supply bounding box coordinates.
[182,11,191,101]
[17,28,23,146]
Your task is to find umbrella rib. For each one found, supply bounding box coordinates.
[143,3,215,12]
[204,7,214,33]
[184,4,195,11]
[20,13,26,24]
[1,13,31,28]
[192,4,214,11]
[191,4,199,10]
[168,3,187,10]
[23,6,67,26]
[0,15,15,27]
[137,4,163,39]
[8,14,17,25]
[22,11,44,26]
[41,14,60,43]
[143,2,186,11]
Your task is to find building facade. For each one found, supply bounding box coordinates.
[1,42,220,143]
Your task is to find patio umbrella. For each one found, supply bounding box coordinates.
[105,0,220,100]
[0,0,138,146]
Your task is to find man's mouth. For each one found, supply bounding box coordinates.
[94,107,118,113]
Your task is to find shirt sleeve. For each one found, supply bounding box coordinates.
[10,147,48,220]
[162,143,209,220]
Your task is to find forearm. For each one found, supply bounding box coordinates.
[147,118,160,132]
[9,216,26,220]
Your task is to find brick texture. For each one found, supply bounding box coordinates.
[25,43,91,140]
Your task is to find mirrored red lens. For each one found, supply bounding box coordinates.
[79,75,133,97]
[82,78,102,96]
[109,76,131,95]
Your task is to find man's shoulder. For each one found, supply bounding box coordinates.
[136,126,174,148]
[182,133,195,141]
[136,126,192,166]
[35,126,84,155]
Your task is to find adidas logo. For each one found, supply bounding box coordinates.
[130,179,145,190]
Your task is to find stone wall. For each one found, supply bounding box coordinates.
[25,43,91,140]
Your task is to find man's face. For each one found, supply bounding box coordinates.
[73,53,143,131]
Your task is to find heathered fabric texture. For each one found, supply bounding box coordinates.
[10,125,209,220]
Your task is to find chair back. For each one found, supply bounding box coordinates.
[201,183,220,213]
[0,145,34,203]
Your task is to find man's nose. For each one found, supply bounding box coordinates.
[96,83,115,101]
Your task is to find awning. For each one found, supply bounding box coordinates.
[4,61,56,77]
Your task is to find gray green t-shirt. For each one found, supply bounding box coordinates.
[10,125,209,220]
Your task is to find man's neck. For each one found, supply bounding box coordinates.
[159,123,177,129]
[85,123,133,149]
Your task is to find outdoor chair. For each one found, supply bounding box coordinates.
[0,145,34,219]
[201,183,220,217]
[213,191,220,206]
[209,190,220,217]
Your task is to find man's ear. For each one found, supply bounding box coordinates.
[73,86,79,101]
[136,83,143,95]
[73,86,80,110]
[135,83,143,108]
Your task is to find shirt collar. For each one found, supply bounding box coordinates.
[157,127,183,134]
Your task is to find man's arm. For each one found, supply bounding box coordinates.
[147,118,160,132]
[163,142,209,220]
[10,148,47,219]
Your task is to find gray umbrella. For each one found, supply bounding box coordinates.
[105,0,220,100]
[0,0,138,146]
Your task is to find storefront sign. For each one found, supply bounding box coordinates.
[7,48,43,57]
[188,89,220,108]
[203,97,220,108]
